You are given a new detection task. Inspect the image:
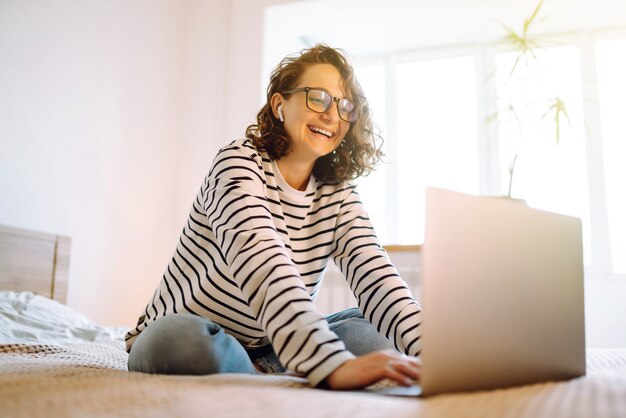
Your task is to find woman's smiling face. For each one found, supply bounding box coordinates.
[276,63,351,165]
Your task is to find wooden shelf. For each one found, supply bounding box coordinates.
[383,245,422,252]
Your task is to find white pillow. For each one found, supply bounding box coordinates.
[0,291,127,344]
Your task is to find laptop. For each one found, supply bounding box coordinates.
[374,187,586,397]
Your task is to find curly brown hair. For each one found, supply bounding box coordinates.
[245,44,383,183]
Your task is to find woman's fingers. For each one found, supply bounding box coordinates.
[385,357,421,384]
[323,349,421,390]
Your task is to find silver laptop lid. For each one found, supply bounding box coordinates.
[420,187,586,396]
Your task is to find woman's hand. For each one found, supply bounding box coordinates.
[322,349,421,390]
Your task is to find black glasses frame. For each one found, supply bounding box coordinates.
[282,87,358,123]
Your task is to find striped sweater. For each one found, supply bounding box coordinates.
[125,138,422,386]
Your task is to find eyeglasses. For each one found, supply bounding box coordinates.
[282,87,359,123]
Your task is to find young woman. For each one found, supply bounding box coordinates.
[126,44,422,390]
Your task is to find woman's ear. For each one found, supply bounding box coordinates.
[270,93,284,122]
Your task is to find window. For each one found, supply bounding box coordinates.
[352,33,625,278]
[353,64,389,241]
[261,7,625,278]
[597,39,626,273]
[355,54,479,244]
[396,57,479,243]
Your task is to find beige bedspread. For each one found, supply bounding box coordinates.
[1,339,626,418]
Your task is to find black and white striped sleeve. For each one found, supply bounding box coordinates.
[202,143,355,386]
[331,184,423,356]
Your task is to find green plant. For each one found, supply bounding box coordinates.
[493,0,571,197]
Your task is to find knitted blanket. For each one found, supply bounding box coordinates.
[1,341,626,418]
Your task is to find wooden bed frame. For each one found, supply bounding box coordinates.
[0,224,70,303]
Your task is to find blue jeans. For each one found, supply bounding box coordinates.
[127,307,394,376]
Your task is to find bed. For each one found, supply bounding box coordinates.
[1,224,626,418]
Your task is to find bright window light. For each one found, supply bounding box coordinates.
[597,39,626,274]
[396,56,479,244]
[353,65,388,242]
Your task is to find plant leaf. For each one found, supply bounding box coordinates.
[524,0,544,34]
[542,97,571,144]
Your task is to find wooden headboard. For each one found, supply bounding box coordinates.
[0,224,70,303]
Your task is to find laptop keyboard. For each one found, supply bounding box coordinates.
[365,379,423,396]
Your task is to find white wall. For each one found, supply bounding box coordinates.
[265,0,626,55]
[0,0,232,326]
[224,0,296,142]
[174,0,231,224]
[585,279,626,347]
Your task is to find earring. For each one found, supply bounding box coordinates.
[277,105,284,122]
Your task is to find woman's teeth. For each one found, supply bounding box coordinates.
[309,126,332,138]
